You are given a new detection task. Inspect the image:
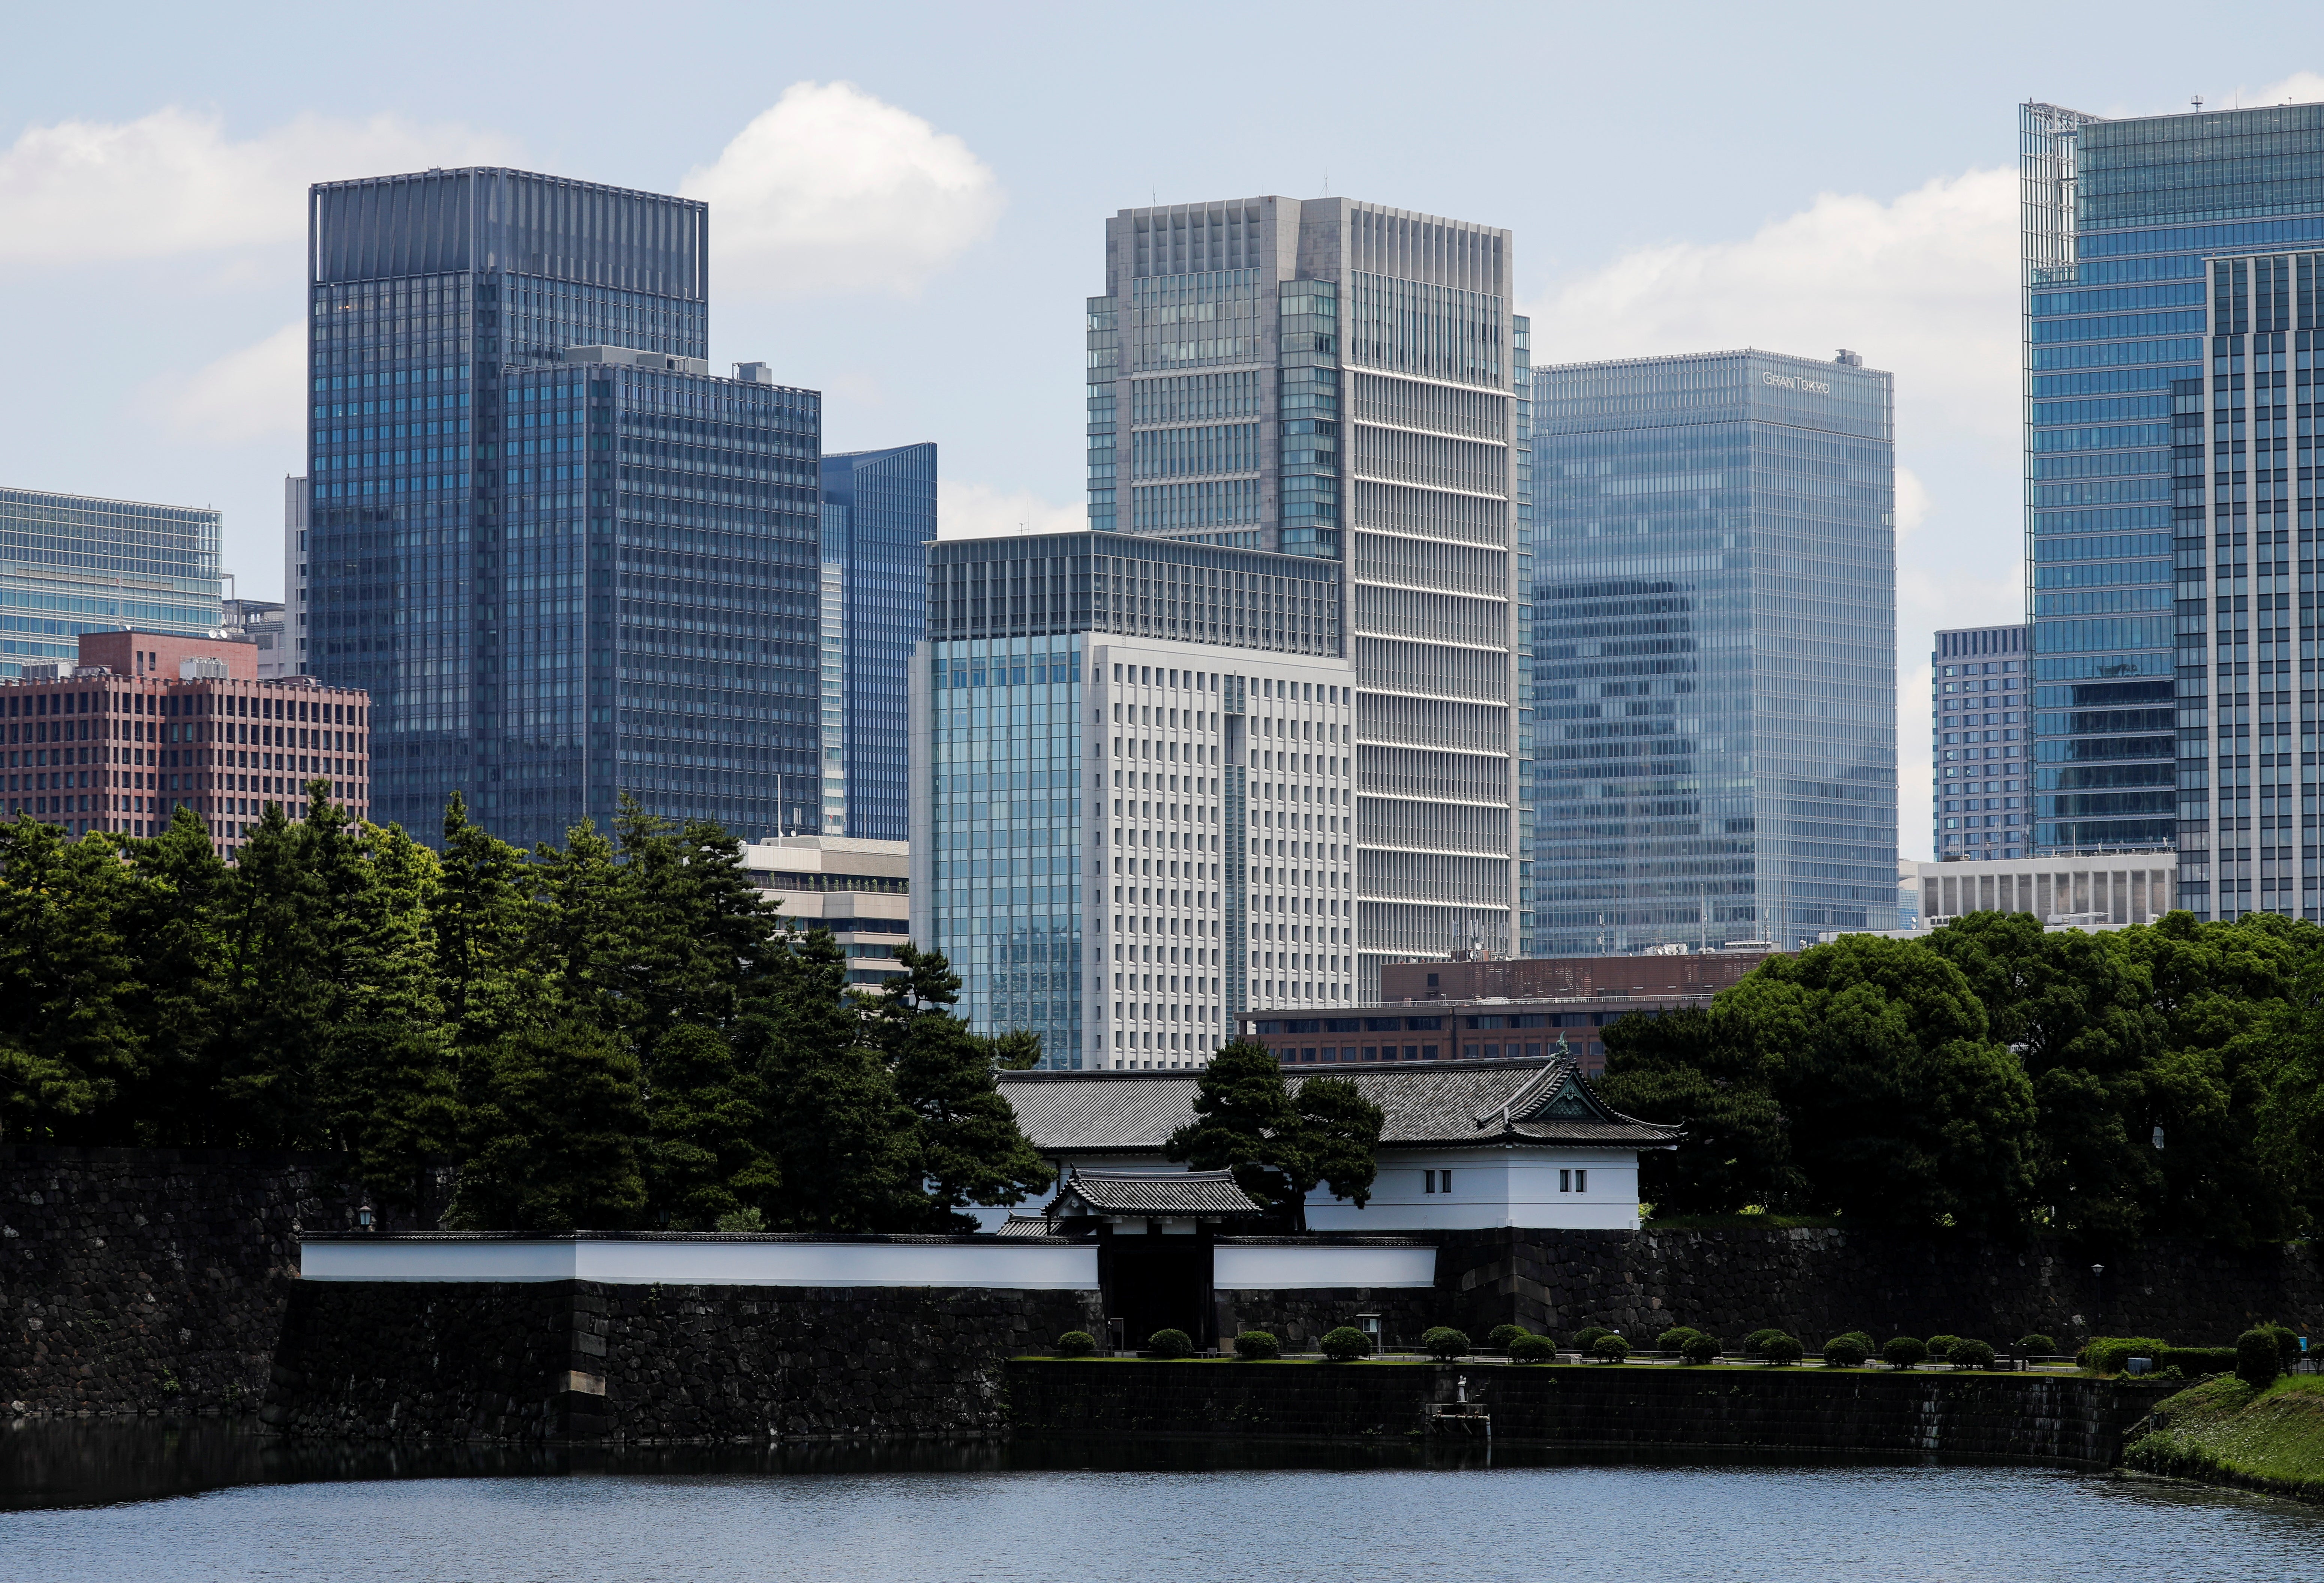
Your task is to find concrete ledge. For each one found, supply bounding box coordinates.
[298,1234,1099,1289]
[1213,1243,1435,1291]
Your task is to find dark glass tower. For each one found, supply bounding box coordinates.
[1531,348,1897,953]
[2021,102,2324,870]
[819,443,934,841]
[306,167,822,849]
[1931,623,2031,861]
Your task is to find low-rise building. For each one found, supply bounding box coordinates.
[740,835,909,986]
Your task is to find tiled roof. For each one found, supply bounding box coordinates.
[997,1057,1682,1153]
[995,1213,1067,1240]
[1056,1168,1267,1218]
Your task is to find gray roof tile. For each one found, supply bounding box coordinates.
[1057,1168,1266,1218]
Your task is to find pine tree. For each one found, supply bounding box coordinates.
[213,800,333,1145]
[112,808,231,1143]
[644,1022,776,1229]
[0,819,140,1143]
[434,791,538,1088]
[1167,1041,1382,1231]
[452,1018,647,1231]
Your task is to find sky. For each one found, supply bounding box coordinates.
[2,1,2321,859]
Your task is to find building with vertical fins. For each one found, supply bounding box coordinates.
[819,442,934,840]
[1932,623,2030,861]
[0,486,223,678]
[304,168,823,851]
[2020,102,2324,882]
[1530,349,1897,954]
[283,474,310,674]
[1086,198,1528,992]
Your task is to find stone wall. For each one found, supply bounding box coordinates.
[0,1146,408,1419]
[1213,1288,1438,1350]
[1007,1359,2177,1468]
[265,1278,1105,1444]
[1437,1228,2324,1349]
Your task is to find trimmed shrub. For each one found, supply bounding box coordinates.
[1761,1333,1804,1366]
[1681,1333,1722,1366]
[1486,1324,1530,1351]
[2078,1336,2170,1375]
[2263,1323,2300,1364]
[1593,1334,1631,1363]
[1571,1325,1612,1353]
[1821,1334,1870,1368]
[1950,1339,1997,1371]
[1741,1327,1785,1357]
[2237,1327,2282,1390]
[2156,1346,2237,1376]
[1146,1328,1194,1359]
[1508,1333,1557,1364]
[1054,1330,1097,1357]
[2017,1333,2057,1356]
[1656,1325,1702,1353]
[1321,1326,1374,1362]
[1834,1330,1875,1352]
[1233,1330,1281,1360]
[1883,1336,1929,1370]
[1422,1326,1472,1361]
[1926,1334,1964,1363]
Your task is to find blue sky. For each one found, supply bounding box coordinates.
[3,1,2319,855]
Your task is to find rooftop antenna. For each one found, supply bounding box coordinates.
[2192,93,2205,112]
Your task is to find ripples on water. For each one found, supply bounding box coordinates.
[3,1421,2320,1583]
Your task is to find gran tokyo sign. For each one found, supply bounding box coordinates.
[1761,372,1832,395]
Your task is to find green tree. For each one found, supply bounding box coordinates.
[451,1018,648,1231]
[1167,1041,1383,1230]
[212,801,333,1145]
[644,1022,776,1229]
[1598,1008,1800,1214]
[0,819,140,1143]
[109,808,231,1143]
[1716,934,2036,1230]
[434,791,538,1084]
[868,944,1054,1229]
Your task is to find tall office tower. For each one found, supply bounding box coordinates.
[1931,623,2030,860]
[2020,103,2324,875]
[819,443,934,840]
[306,168,822,849]
[1087,198,1528,990]
[1531,349,1897,954]
[284,475,310,674]
[0,487,222,677]
[912,530,1351,1069]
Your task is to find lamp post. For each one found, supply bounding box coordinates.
[356,1200,374,1232]
[2091,1263,2104,1328]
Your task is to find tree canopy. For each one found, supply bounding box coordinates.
[0,789,1052,1233]
[1166,1040,1382,1230]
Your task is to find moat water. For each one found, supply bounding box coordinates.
[3,1420,2320,1582]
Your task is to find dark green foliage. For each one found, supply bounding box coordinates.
[1950,1339,1997,1371]
[1422,1327,1470,1361]
[2156,1347,2239,1376]
[1655,1325,1701,1352]
[0,819,141,1142]
[1739,1328,1784,1357]
[1822,1334,1870,1368]
[1760,1334,1804,1366]
[2078,1336,2171,1373]
[644,1023,773,1230]
[1054,1331,1097,1357]
[2018,1333,2058,1355]
[1166,1042,1382,1229]
[1571,1325,1611,1352]
[2263,1323,2300,1363]
[1681,1333,1722,1366]
[1592,1334,1631,1363]
[1832,1330,1875,1354]
[1883,1336,1930,1370]
[1145,1328,1193,1359]
[450,1019,647,1231]
[1486,1324,1530,1351]
[1507,1333,1556,1364]
[1233,1331,1280,1360]
[1598,1008,1800,1214]
[2237,1327,2283,1390]
[1320,1326,1373,1362]
[1925,1333,1964,1362]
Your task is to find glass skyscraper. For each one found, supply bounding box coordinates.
[306,167,823,849]
[1088,198,1529,989]
[819,442,933,840]
[1530,349,1897,953]
[2021,102,2324,872]
[1931,623,2030,860]
[912,530,1351,1069]
[0,487,222,677]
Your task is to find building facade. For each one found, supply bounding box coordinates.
[284,474,310,675]
[1902,853,2175,931]
[4,627,369,855]
[219,597,290,679]
[739,834,909,985]
[1088,197,1530,990]
[304,167,821,851]
[818,443,933,840]
[2020,102,2324,867]
[0,486,223,679]
[911,530,1355,1069]
[1530,349,1897,954]
[1933,622,2030,860]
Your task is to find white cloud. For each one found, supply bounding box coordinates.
[937,481,1082,541]
[2236,70,2324,107]
[683,81,1003,297]
[1525,168,2027,864]
[0,106,516,268]
[142,320,306,445]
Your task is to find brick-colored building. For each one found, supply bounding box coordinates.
[3,629,370,857]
